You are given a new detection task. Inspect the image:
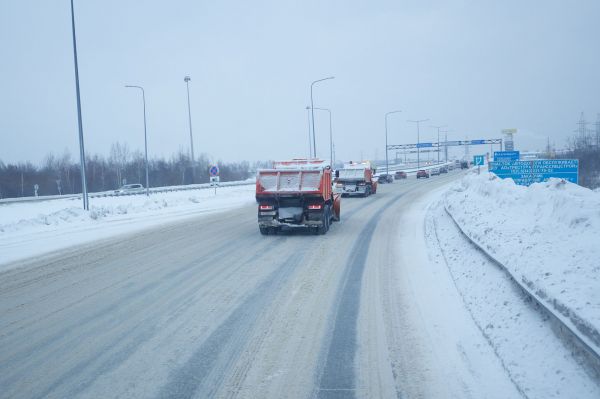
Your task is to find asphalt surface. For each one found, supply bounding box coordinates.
[0,170,518,399]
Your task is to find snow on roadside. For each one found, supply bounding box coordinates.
[0,184,256,269]
[443,173,600,352]
[425,200,600,398]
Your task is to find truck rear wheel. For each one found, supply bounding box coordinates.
[259,226,269,235]
[317,210,328,235]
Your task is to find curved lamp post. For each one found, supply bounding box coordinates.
[430,125,447,165]
[310,76,334,158]
[385,110,402,175]
[313,107,333,166]
[125,85,150,196]
[407,118,429,169]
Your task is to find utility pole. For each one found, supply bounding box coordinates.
[577,112,588,148]
[70,0,89,210]
[407,119,429,169]
[430,125,446,165]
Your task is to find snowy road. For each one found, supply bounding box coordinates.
[0,171,522,399]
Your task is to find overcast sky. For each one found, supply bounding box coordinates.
[1,0,599,165]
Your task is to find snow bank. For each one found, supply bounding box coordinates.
[444,173,600,351]
[0,184,255,268]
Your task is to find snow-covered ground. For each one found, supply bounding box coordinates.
[425,172,600,397]
[0,184,256,269]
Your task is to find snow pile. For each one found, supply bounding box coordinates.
[0,184,255,267]
[444,173,600,350]
[1,186,254,234]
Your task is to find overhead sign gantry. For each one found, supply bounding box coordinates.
[387,138,503,151]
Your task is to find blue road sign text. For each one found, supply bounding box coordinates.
[494,151,520,161]
[489,159,578,186]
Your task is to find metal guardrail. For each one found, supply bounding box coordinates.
[444,204,600,370]
[0,180,256,205]
[376,161,457,176]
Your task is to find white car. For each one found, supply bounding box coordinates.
[114,183,145,195]
[430,167,441,176]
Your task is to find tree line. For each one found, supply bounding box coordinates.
[0,142,267,199]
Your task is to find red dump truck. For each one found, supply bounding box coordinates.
[334,161,378,197]
[256,159,341,235]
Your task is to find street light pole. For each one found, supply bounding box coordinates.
[305,106,312,158]
[69,0,89,210]
[441,129,452,163]
[125,85,150,196]
[385,110,402,175]
[310,76,334,158]
[430,125,447,165]
[407,119,429,169]
[314,107,333,166]
[184,76,195,183]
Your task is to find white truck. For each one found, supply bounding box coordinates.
[334,161,378,197]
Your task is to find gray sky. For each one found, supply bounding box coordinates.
[1,0,599,165]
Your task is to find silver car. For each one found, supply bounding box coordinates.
[114,183,145,195]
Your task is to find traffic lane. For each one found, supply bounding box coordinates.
[315,171,465,399]
[0,172,462,399]
[0,180,411,398]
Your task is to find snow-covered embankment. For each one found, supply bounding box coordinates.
[425,173,600,397]
[444,173,600,353]
[0,184,256,268]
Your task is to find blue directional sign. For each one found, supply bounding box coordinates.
[209,165,220,176]
[494,151,520,162]
[473,155,485,166]
[470,139,486,145]
[416,142,433,148]
[489,159,579,186]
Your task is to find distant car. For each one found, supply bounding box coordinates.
[416,170,429,179]
[394,171,407,180]
[447,164,455,170]
[114,183,145,194]
[440,166,448,173]
[430,167,441,176]
[460,161,469,169]
[378,174,394,183]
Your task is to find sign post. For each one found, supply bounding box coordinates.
[473,155,484,174]
[209,165,220,194]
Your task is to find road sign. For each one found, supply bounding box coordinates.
[210,176,220,184]
[493,151,520,162]
[388,138,501,151]
[489,159,579,186]
[473,155,485,166]
[502,128,517,135]
[209,165,219,177]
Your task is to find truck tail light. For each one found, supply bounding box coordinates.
[259,204,274,210]
[307,204,322,210]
